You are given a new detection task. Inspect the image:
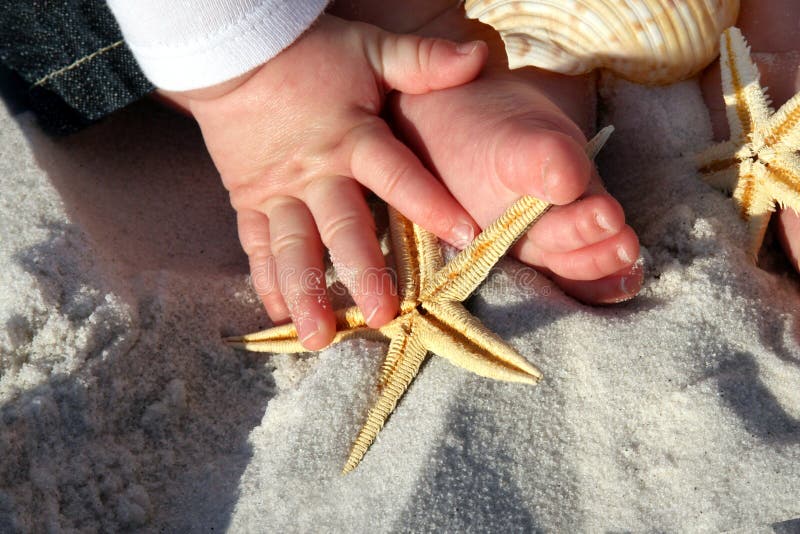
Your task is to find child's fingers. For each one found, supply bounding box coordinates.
[236,210,290,322]
[368,31,488,94]
[305,177,399,327]
[263,196,337,350]
[492,119,592,205]
[348,119,479,248]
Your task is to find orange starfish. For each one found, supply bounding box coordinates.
[226,127,614,473]
[696,27,800,258]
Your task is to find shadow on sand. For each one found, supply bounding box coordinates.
[0,102,275,531]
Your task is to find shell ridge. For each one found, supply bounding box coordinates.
[519,1,611,70]
[464,0,740,84]
[680,0,717,76]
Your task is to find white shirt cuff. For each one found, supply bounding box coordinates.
[106,0,329,91]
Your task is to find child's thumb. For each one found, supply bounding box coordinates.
[369,32,488,94]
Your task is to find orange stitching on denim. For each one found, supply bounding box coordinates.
[33,40,124,87]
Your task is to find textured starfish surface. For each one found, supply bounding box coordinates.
[696,27,800,258]
[226,127,614,473]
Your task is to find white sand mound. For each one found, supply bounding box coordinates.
[1,76,799,532]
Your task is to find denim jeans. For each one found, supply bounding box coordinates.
[0,0,152,134]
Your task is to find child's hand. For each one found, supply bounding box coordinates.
[160,15,487,349]
[333,3,644,304]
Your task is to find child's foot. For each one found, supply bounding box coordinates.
[388,9,642,304]
[700,0,800,270]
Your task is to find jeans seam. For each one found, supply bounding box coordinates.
[33,39,125,87]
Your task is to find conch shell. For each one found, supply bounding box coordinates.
[464,0,740,85]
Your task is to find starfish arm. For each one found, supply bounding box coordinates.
[733,161,775,259]
[389,207,443,305]
[343,319,428,474]
[695,141,741,193]
[421,195,551,303]
[719,28,772,142]
[701,167,740,194]
[585,125,615,160]
[224,305,375,353]
[420,301,542,385]
[765,152,800,214]
[744,208,773,261]
[764,92,800,151]
[376,316,414,387]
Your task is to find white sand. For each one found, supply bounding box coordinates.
[1,75,799,532]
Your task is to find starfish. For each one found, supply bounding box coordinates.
[226,127,614,473]
[696,27,800,259]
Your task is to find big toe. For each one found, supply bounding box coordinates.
[491,116,592,205]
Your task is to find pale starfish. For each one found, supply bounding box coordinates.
[696,27,800,258]
[226,127,614,473]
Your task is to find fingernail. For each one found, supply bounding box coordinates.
[363,296,380,325]
[456,41,480,55]
[298,317,320,343]
[617,244,633,264]
[451,222,475,249]
[595,211,614,232]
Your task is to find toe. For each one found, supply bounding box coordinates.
[550,263,644,304]
[523,194,625,253]
[493,118,592,205]
[518,225,640,281]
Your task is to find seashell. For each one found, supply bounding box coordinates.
[464,0,740,85]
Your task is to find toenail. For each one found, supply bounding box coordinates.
[613,278,637,302]
[451,222,475,249]
[595,211,614,232]
[616,244,633,264]
[298,317,320,343]
[363,296,380,325]
[540,158,557,202]
[619,276,631,295]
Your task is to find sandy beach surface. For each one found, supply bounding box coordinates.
[1,73,799,532]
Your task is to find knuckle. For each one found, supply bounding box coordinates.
[381,162,415,200]
[270,231,309,257]
[345,117,386,161]
[414,202,441,232]
[241,238,270,258]
[263,194,301,214]
[238,229,270,259]
[381,169,403,199]
[239,228,268,253]
[319,212,369,247]
[416,37,434,74]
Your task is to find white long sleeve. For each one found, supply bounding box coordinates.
[106,0,329,91]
